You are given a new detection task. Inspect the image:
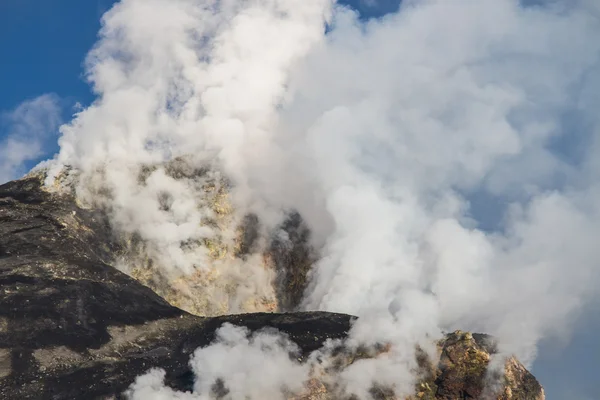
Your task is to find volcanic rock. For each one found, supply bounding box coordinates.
[0,176,544,399]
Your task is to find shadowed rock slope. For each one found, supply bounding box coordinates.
[0,177,544,399]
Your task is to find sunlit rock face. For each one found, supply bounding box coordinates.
[286,331,544,400]
[424,332,544,400]
[36,159,316,317]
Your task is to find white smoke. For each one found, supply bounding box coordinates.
[41,0,333,315]
[38,0,600,397]
[127,322,424,399]
[275,0,600,364]
[126,324,311,400]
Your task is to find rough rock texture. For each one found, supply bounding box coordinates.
[269,211,316,311]
[0,177,545,399]
[413,331,545,400]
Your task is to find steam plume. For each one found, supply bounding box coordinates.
[38,0,600,397]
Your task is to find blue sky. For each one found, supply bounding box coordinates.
[0,1,597,398]
[0,0,111,108]
[0,0,115,178]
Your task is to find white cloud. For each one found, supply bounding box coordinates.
[0,94,62,183]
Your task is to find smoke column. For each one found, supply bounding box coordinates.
[39,0,600,397]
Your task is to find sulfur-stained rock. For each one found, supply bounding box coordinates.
[422,331,544,400]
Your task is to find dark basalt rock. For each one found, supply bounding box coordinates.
[0,176,544,400]
[270,211,316,311]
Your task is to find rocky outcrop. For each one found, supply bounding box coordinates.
[412,332,544,400]
[286,331,544,400]
[0,177,544,399]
